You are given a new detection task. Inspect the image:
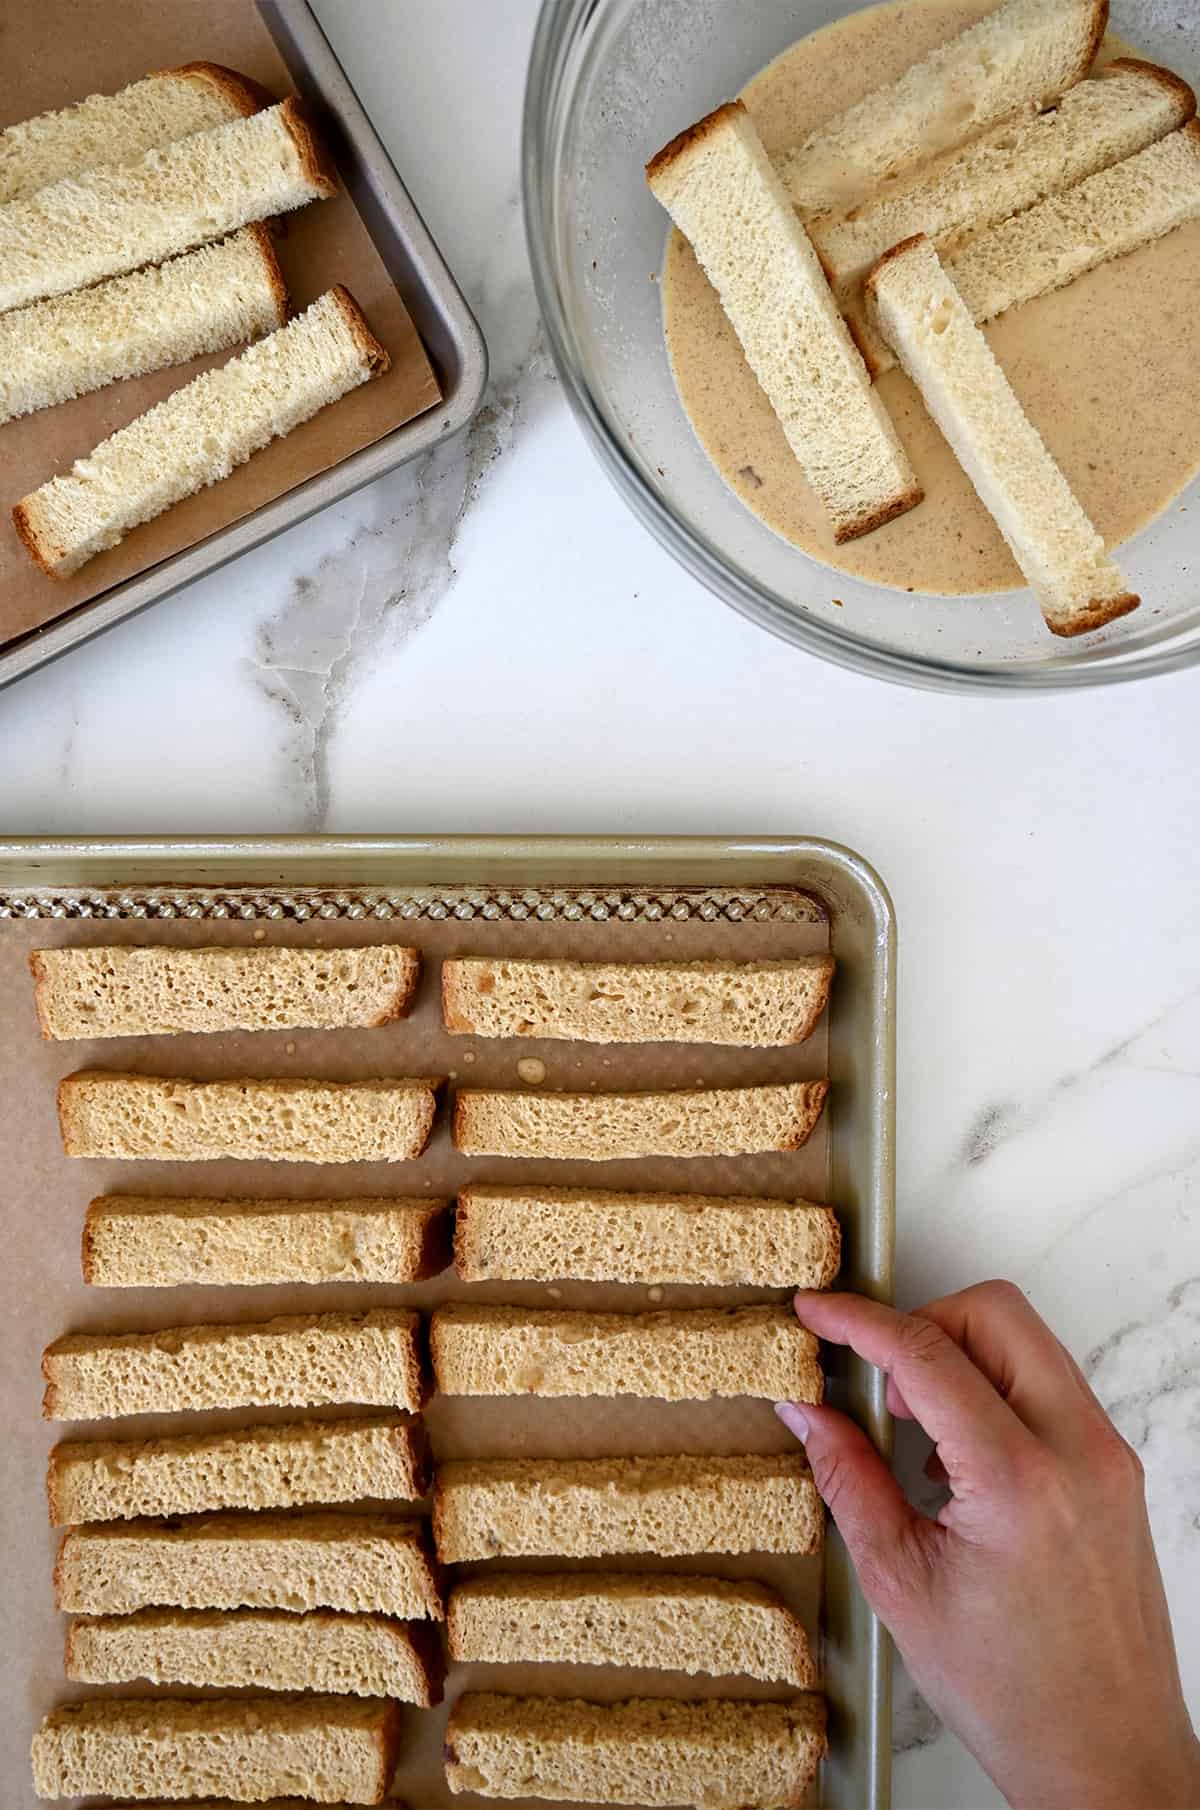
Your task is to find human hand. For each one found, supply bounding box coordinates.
[776,1281,1200,1810]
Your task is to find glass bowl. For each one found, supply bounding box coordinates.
[523,0,1200,692]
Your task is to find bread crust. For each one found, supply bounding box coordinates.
[450,1091,469,1151]
[441,965,472,1034]
[451,1197,472,1279]
[27,949,55,1037]
[80,1204,97,1286]
[278,94,340,199]
[1079,0,1110,84]
[368,945,419,1021]
[12,498,59,579]
[164,61,277,119]
[1104,57,1197,125]
[835,482,924,542]
[646,99,746,183]
[863,232,932,303]
[245,221,291,328]
[1048,589,1141,636]
[413,1199,454,1280]
[786,1077,828,1146]
[368,1699,404,1802]
[330,283,391,377]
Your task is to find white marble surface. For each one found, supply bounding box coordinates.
[1,3,1198,1803]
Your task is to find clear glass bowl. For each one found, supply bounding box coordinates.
[523,0,1200,692]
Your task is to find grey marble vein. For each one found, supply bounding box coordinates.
[949,979,1200,1178]
[247,181,557,828]
[247,321,555,827]
[1085,1275,1200,1450]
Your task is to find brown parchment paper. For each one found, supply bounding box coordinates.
[0,0,443,646]
[0,894,832,1809]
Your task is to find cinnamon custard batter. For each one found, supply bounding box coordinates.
[662,0,1200,595]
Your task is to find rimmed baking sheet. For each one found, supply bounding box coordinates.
[0,0,487,687]
[0,835,894,1809]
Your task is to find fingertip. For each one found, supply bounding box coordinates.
[792,1288,838,1327]
[774,1399,811,1441]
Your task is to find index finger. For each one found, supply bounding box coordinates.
[794,1290,1039,1483]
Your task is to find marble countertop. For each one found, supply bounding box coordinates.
[1,3,1197,1803]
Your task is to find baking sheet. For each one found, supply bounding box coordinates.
[0,0,443,646]
[4,894,836,1810]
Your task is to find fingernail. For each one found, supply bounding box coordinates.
[775,1400,810,1440]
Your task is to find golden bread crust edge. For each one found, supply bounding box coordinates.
[441,963,475,1034]
[364,946,420,1025]
[12,497,61,580]
[27,949,56,1037]
[784,1079,829,1150]
[646,99,747,184]
[161,61,276,119]
[834,482,924,543]
[1103,57,1197,123]
[1048,590,1141,636]
[862,231,930,303]
[330,283,391,378]
[278,93,341,198]
[1077,0,1111,86]
[244,220,291,328]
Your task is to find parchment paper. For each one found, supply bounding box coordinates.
[0,0,443,646]
[0,895,831,1808]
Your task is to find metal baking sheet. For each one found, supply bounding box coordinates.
[0,835,894,1810]
[0,0,487,692]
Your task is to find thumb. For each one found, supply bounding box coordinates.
[776,1400,936,1623]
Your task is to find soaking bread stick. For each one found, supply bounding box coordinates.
[442,954,833,1044]
[83,1194,451,1288]
[647,101,921,543]
[453,1079,828,1160]
[0,62,266,204]
[66,1607,443,1704]
[47,1412,427,1526]
[0,227,287,425]
[15,287,389,579]
[447,1572,816,1685]
[42,1308,426,1420]
[444,1692,828,1807]
[430,1303,822,1403]
[55,1511,444,1619]
[0,96,335,314]
[866,234,1138,637]
[810,60,1196,303]
[866,120,1200,377]
[31,941,421,1038]
[777,0,1107,215]
[454,1184,840,1286]
[433,1454,823,1562]
[949,120,1200,326]
[56,1072,441,1163]
[31,1696,401,1806]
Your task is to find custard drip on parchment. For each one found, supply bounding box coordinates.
[662,0,1200,596]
